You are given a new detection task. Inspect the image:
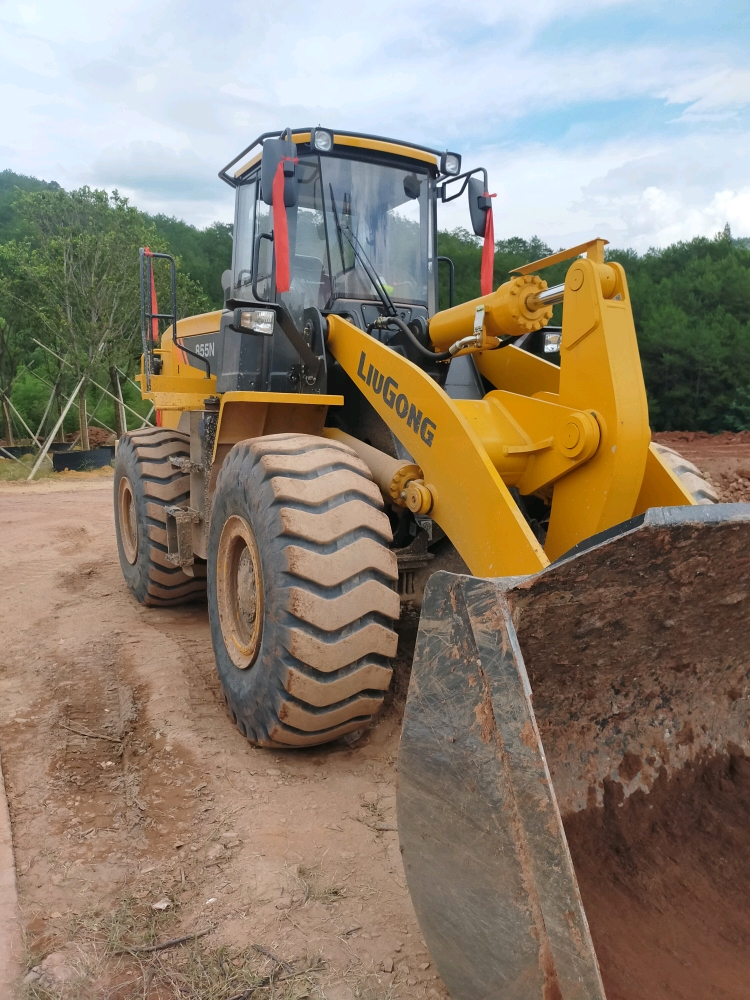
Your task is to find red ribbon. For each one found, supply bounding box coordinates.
[272,156,298,293]
[480,193,496,297]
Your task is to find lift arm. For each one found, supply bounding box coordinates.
[326,315,548,577]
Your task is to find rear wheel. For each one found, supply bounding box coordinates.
[114,427,206,606]
[207,432,400,747]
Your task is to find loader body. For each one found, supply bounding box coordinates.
[113,127,749,998]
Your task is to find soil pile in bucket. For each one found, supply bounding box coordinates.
[564,749,750,1000]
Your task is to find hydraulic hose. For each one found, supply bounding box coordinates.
[370,315,517,362]
[386,316,453,362]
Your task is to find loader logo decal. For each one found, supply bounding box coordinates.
[357,351,436,447]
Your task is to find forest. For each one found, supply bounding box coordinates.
[1,167,749,442]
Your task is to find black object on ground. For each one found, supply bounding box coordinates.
[53,447,114,472]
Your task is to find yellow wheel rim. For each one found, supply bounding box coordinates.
[216,514,264,669]
[118,476,138,565]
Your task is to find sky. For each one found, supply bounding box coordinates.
[0,0,749,251]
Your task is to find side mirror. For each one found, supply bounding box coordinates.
[403,174,421,200]
[261,130,298,208]
[221,269,232,304]
[468,176,492,238]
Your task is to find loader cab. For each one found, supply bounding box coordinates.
[227,131,442,329]
[215,129,474,396]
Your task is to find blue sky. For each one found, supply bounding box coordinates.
[0,0,748,250]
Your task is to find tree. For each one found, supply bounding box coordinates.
[0,245,39,442]
[609,228,750,431]
[0,169,59,245]
[150,216,232,308]
[2,168,749,438]
[4,186,209,447]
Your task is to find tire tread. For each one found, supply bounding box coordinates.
[209,432,399,748]
[114,427,206,606]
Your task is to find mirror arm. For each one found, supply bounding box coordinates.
[439,167,488,204]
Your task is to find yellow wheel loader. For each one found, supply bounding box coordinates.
[114,128,749,999]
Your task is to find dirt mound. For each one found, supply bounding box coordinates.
[0,425,117,449]
[566,751,750,1000]
[654,431,750,502]
[65,426,117,447]
[654,430,750,445]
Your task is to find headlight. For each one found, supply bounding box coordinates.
[441,151,461,176]
[311,128,333,153]
[236,309,275,335]
[543,330,562,353]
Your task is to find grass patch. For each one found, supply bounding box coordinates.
[0,452,54,481]
[75,894,179,955]
[20,896,326,1000]
[0,452,114,483]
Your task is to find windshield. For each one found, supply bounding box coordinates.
[321,156,431,307]
[234,153,434,321]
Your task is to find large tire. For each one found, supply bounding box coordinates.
[114,427,206,606]
[652,443,719,504]
[207,432,400,747]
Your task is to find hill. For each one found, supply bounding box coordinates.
[1,169,749,433]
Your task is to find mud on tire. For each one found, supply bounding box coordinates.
[114,427,207,606]
[207,432,400,747]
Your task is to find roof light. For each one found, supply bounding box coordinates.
[235,308,275,335]
[311,128,333,153]
[441,152,461,176]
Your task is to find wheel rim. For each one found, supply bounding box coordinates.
[118,476,138,564]
[216,514,264,669]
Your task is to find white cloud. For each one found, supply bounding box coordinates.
[0,21,58,75]
[0,0,747,248]
[220,83,270,103]
[89,140,233,225]
[433,129,750,252]
[664,68,750,120]
[136,73,157,93]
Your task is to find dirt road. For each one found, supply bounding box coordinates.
[0,476,433,998]
[2,438,750,999]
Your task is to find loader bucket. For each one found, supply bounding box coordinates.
[397,504,750,1000]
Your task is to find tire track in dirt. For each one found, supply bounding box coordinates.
[0,479,441,998]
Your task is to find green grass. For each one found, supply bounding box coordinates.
[0,452,55,481]
[0,452,115,482]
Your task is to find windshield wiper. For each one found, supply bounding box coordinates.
[328,184,397,317]
[327,185,457,363]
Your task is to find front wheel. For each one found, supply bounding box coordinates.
[207,433,400,747]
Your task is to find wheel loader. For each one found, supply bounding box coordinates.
[114,128,750,999]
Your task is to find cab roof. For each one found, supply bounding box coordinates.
[219,128,446,187]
